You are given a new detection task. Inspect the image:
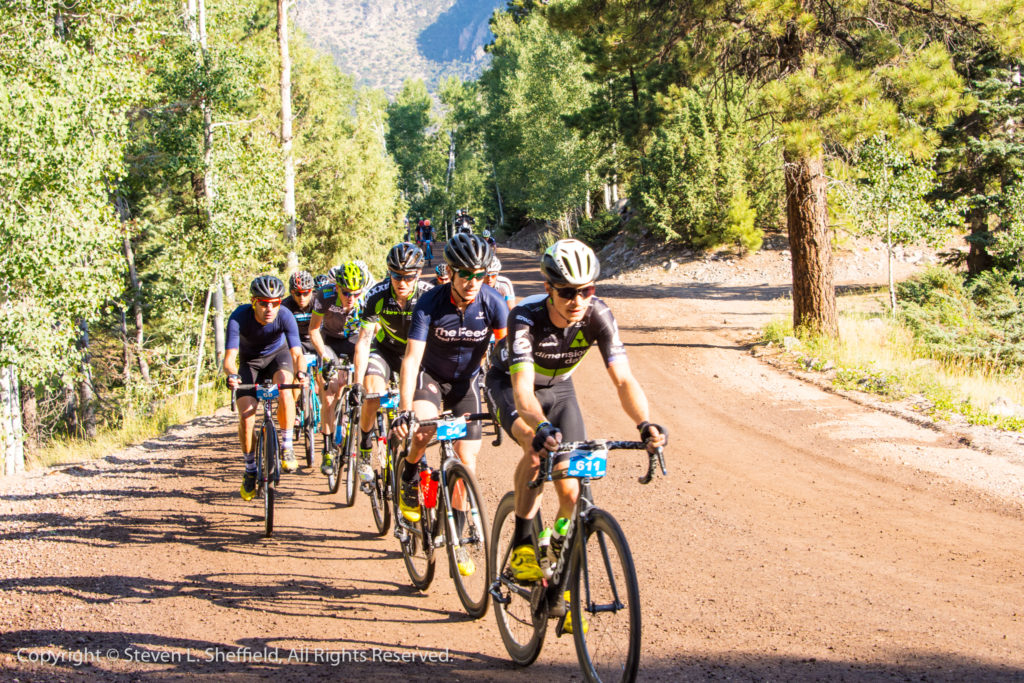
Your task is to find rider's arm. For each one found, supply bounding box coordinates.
[353,323,376,385]
[510,364,547,432]
[309,313,328,359]
[398,339,426,412]
[223,348,239,376]
[606,359,665,450]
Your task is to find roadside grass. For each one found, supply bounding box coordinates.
[28,384,225,470]
[761,292,1024,432]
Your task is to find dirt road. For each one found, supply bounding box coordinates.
[2,248,1023,681]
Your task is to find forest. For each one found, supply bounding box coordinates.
[2,0,1022,466]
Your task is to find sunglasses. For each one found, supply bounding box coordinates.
[293,288,312,295]
[339,290,361,298]
[456,270,487,281]
[553,284,596,300]
[254,298,282,308]
[390,271,420,282]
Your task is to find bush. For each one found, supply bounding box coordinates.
[575,211,621,250]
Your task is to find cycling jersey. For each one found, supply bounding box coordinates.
[359,279,435,356]
[408,283,508,382]
[490,275,515,304]
[312,289,362,342]
[281,295,313,345]
[226,305,301,358]
[492,294,626,387]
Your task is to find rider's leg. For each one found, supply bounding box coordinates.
[236,396,257,458]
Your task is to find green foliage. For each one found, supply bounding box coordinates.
[575,212,622,250]
[898,266,1024,369]
[637,84,777,252]
[989,175,1024,282]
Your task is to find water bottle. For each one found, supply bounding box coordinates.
[547,517,570,569]
[537,526,554,579]
[420,467,439,508]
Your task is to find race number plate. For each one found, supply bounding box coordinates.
[566,447,608,479]
[380,392,399,409]
[256,385,280,401]
[435,416,468,441]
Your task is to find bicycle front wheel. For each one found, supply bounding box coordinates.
[490,491,546,665]
[569,509,641,683]
[341,397,358,507]
[444,462,490,618]
[261,424,276,538]
[397,458,436,590]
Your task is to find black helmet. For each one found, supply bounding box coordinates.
[250,275,285,299]
[444,233,493,271]
[314,274,330,289]
[387,242,425,272]
[289,270,314,292]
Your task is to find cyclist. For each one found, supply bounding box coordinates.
[484,255,515,311]
[391,234,508,576]
[352,243,434,482]
[311,262,366,474]
[224,275,308,499]
[418,219,435,263]
[484,239,667,582]
[314,273,331,291]
[483,229,496,248]
[355,259,376,291]
[282,270,318,424]
[433,263,451,286]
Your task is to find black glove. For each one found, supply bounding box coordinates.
[348,384,365,407]
[226,373,241,388]
[638,421,668,446]
[392,410,415,432]
[531,422,561,453]
[321,358,336,380]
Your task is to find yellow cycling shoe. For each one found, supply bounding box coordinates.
[510,545,544,583]
[240,472,257,501]
[562,591,589,635]
[280,449,298,473]
[399,480,421,523]
[454,546,475,576]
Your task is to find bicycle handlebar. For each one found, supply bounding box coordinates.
[527,439,667,488]
[229,382,304,413]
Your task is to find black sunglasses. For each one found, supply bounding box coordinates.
[456,269,486,281]
[553,284,596,300]
[390,271,420,282]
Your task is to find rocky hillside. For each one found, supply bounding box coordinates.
[294,0,504,94]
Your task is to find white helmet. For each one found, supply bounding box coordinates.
[483,229,491,238]
[540,239,599,286]
[486,256,501,274]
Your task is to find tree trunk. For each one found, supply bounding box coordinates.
[965,198,993,276]
[78,320,97,439]
[122,225,151,382]
[785,153,837,337]
[584,172,592,219]
[611,174,619,203]
[223,273,236,308]
[63,378,78,435]
[886,221,896,315]
[1,366,25,475]
[604,182,611,211]
[193,286,213,410]
[492,161,505,227]
[278,0,298,271]
[213,281,225,366]
[20,382,38,453]
[119,306,132,385]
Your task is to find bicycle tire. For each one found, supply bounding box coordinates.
[490,491,546,665]
[370,412,395,536]
[301,386,314,468]
[569,509,641,683]
[397,458,436,590]
[327,398,345,494]
[444,462,491,618]
[341,394,357,507]
[262,423,276,538]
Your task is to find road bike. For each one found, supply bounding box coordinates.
[323,356,358,505]
[231,380,303,537]
[480,341,503,447]
[489,439,667,682]
[394,412,492,618]
[298,353,321,468]
[358,382,401,536]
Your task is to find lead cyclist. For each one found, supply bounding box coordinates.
[483,239,667,582]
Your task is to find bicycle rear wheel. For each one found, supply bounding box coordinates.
[569,509,641,683]
[340,394,357,507]
[444,462,490,618]
[302,387,315,469]
[369,439,392,536]
[490,491,546,665]
[397,458,436,590]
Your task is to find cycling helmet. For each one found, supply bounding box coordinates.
[486,256,501,274]
[250,275,285,299]
[387,242,425,272]
[482,229,491,238]
[435,263,450,278]
[339,261,366,290]
[355,259,375,286]
[445,233,493,271]
[423,219,431,227]
[540,239,600,286]
[314,274,330,289]
[289,270,314,292]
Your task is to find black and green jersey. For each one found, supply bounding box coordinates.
[492,294,626,387]
[358,279,435,355]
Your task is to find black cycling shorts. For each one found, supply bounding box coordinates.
[365,345,402,382]
[413,368,483,440]
[484,368,586,444]
[320,335,356,364]
[237,345,294,399]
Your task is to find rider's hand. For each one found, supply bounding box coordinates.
[391,410,415,439]
[531,422,561,454]
[348,383,365,408]
[321,358,336,380]
[226,373,241,389]
[296,370,308,387]
[638,421,667,452]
